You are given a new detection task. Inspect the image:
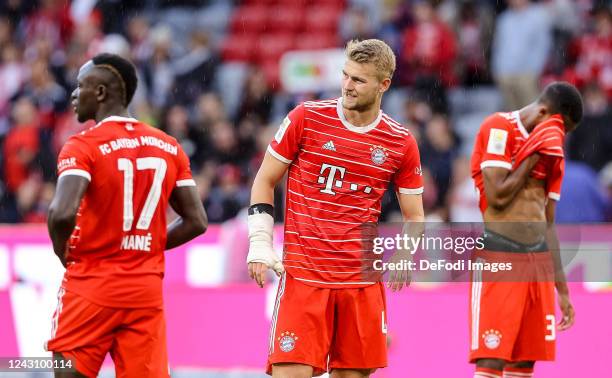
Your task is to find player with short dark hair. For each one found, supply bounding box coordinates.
[46,53,207,377]
[247,39,425,378]
[470,82,582,378]
[89,53,138,107]
[537,82,583,131]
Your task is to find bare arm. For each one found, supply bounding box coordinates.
[482,154,540,210]
[47,176,89,267]
[545,200,575,330]
[166,186,208,250]
[387,193,425,292]
[248,152,290,287]
[250,151,290,206]
[397,193,425,223]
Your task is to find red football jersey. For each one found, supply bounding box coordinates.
[471,112,564,213]
[56,116,194,308]
[512,115,565,201]
[269,98,423,288]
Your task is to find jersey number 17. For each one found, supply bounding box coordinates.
[117,157,167,231]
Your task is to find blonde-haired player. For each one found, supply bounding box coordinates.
[247,39,425,377]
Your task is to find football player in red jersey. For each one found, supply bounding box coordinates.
[46,53,207,377]
[247,39,425,377]
[470,82,583,378]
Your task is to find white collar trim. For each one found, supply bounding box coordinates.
[336,97,382,134]
[97,115,138,126]
[513,111,529,138]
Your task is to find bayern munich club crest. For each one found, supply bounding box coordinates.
[483,329,502,349]
[278,331,298,352]
[370,145,388,165]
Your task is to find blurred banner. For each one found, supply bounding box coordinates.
[0,225,609,377]
[280,49,345,93]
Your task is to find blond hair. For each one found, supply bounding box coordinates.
[345,39,396,81]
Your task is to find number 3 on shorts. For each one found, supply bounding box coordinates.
[545,314,556,341]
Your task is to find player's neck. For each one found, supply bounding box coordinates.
[95,105,130,123]
[517,106,537,133]
[342,100,381,127]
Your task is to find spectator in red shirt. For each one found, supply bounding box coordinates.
[400,0,457,88]
[567,5,612,99]
[3,96,41,194]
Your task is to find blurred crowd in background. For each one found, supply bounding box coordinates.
[0,0,611,225]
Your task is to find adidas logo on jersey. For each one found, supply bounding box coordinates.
[322,141,336,151]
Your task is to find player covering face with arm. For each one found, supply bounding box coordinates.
[471,82,582,378]
[47,54,207,378]
[248,39,424,378]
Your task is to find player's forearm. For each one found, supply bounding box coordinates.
[250,172,276,206]
[400,218,424,256]
[47,211,76,268]
[487,155,539,210]
[546,223,569,294]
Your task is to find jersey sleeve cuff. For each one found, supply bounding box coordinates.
[176,179,196,187]
[58,169,91,181]
[267,145,292,164]
[398,187,424,195]
[548,192,560,201]
[480,160,512,170]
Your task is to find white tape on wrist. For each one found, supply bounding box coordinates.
[247,213,284,274]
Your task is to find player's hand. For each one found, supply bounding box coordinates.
[246,246,284,288]
[248,262,272,288]
[386,250,412,292]
[557,292,575,331]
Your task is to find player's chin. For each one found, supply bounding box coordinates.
[343,96,359,110]
[75,109,88,122]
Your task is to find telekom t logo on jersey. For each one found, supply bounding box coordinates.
[318,163,346,195]
[318,163,373,195]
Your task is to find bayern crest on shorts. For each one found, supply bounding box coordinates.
[370,145,388,165]
[278,331,298,352]
[483,329,502,349]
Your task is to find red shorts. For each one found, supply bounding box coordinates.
[267,273,387,376]
[469,251,556,363]
[45,288,169,378]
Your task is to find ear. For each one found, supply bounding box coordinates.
[96,84,107,102]
[379,77,391,94]
[534,103,551,123]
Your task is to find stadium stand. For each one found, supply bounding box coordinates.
[0,0,610,225]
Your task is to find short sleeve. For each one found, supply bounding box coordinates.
[267,104,305,164]
[394,136,424,195]
[546,157,564,201]
[175,144,195,187]
[57,136,95,181]
[479,116,514,171]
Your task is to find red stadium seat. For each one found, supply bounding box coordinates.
[304,6,342,33]
[259,59,281,90]
[221,34,257,62]
[311,0,346,7]
[242,0,278,4]
[294,32,340,50]
[230,5,268,34]
[241,0,283,6]
[255,33,295,63]
[266,6,304,33]
[245,0,308,5]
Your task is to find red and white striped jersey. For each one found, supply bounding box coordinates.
[471,111,528,213]
[268,98,423,288]
[471,111,564,214]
